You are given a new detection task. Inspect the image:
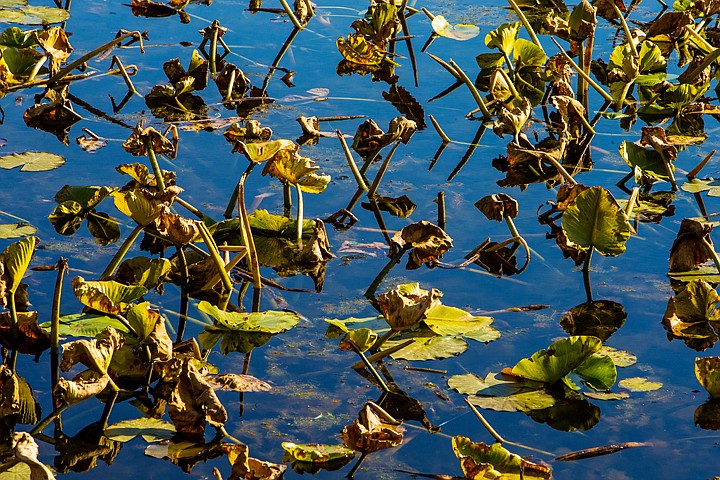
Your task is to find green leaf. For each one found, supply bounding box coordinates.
[111,189,167,226]
[583,391,630,401]
[696,357,720,397]
[385,330,467,361]
[281,442,355,463]
[262,149,330,193]
[105,417,176,443]
[198,301,299,334]
[423,304,500,342]
[512,336,617,390]
[242,139,296,163]
[48,201,84,236]
[452,436,552,480]
[619,141,673,182]
[513,38,546,69]
[455,372,556,413]
[71,276,147,315]
[339,328,377,353]
[682,178,720,196]
[485,21,520,57]
[638,40,666,74]
[0,26,38,48]
[0,223,36,239]
[0,5,69,24]
[115,256,171,292]
[41,313,130,337]
[561,186,632,256]
[618,377,663,392]
[431,16,480,41]
[54,185,116,209]
[86,211,121,246]
[2,236,36,294]
[0,152,65,171]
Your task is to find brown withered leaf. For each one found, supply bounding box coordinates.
[551,95,587,140]
[646,11,693,38]
[475,194,518,221]
[669,218,715,272]
[390,221,453,269]
[216,63,251,101]
[205,374,271,392]
[0,310,50,355]
[222,443,287,480]
[23,100,81,145]
[60,327,124,375]
[130,0,178,17]
[296,116,334,138]
[376,283,443,331]
[342,403,404,454]
[122,123,176,157]
[0,365,20,419]
[591,0,625,20]
[55,370,111,405]
[556,184,591,211]
[640,126,677,162]
[35,26,73,75]
[169,359,228,438]
[297,219,334,264]
[155,207,200,245]
[12,432,55,480]
[351,119,385,157]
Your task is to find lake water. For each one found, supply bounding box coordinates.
[2,0,720,478]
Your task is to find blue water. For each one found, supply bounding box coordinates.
[3,0,720,478]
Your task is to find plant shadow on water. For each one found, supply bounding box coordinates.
[5,0,720,478]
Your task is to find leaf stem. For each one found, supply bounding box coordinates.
[464,398,506,443]
[507,0,542,49]
[368,141,401,197]
[295,183,304,249]
[100,224,144,280]
[198,222,233,294]
[583,245,594,303]
[550,37,614,103]
[50,258,68,396]
[449,59,492,120]
[336,130,369,190]
[147,145,166,192]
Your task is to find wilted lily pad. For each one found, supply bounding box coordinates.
[281,442,355,463]
[390,221,453,269]
[0,151,65,171]
[452,436,552,480]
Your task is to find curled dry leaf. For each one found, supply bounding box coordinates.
[389,221,453,269]
[155,207,200,245]
[122,124,176,157]
[12,432,55,480]
[640,126,677,162]
[223,443,287,480]
[60,327,125,374]
[0,310,51,355]
[34,26,72,75]
[376,283,443,331]
[169,359,228,437]
[262,149,331,194]
[475,193,518,221]
[54,370,110,405]
[551,95,587,140]
[112,186,183,226]
[342,402,404,454]
[669,218,715,272]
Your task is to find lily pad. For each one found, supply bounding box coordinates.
[105,417,176,443]
[0,223,36,239]
[0,4,70,24]
[431,16,480,41]
[0,152,65,171]
[385,330,467,361]
[41,313,130,338]
[423,304,500,342]
[617,377,663,392]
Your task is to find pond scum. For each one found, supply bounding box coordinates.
[5,0,720,478]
